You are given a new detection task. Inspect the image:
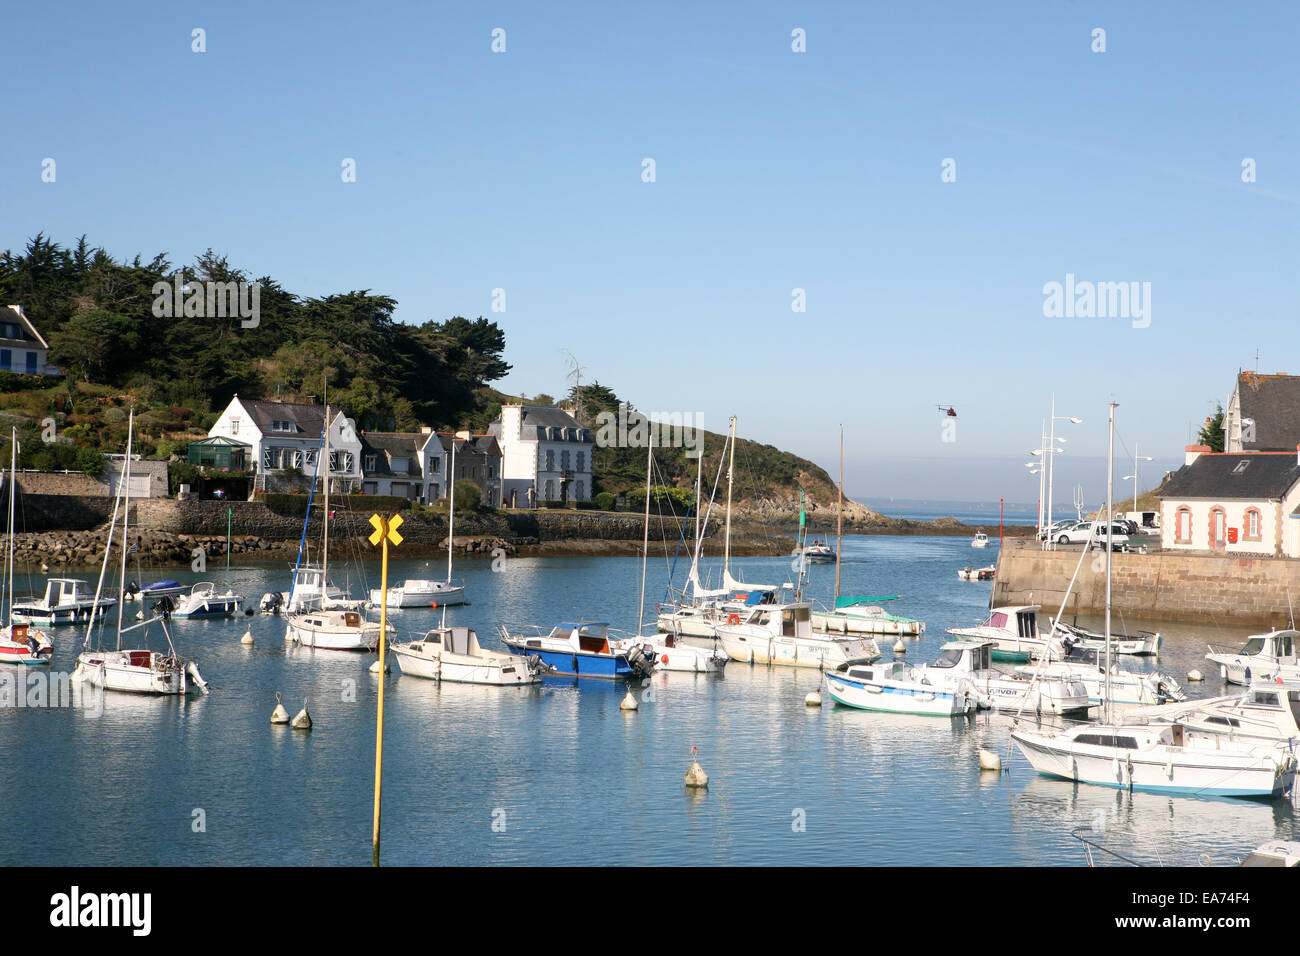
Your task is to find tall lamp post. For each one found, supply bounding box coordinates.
[1122,443,1154,516]
[1046,394,1083,550]
[1025,462,1042,536]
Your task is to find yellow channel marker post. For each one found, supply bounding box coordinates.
[368,512,402,866]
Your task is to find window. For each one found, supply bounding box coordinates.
[575,481,584,500]
[391,457,409,474]
[231,418,239,435]
[25,351,36,373]
[546,450,555,471]
[0,350,10,371]
[364,455,377,472]
[1232,459,1251,475]
[561,450,571,471]
[304,449,317,467]
[545,480,554,499]
[577,451,585,472]
[1175,506,1192,544]
[0,323,18,339]
[429,456,440,473]
[271,419,294,433]
[291,450,303,469]
[1245,508,1262,540]
[1210,507,1226,550]
[488,465,495,478]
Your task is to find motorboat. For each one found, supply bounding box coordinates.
[1240,841,1300,866]
[940,639,1091,716]
[369,578,465,608]
[1206,629,1300,684]
[946,605,1061,663]
[1015,653,1186,706]
[280,566,363,614]
[958,565,995,581]
[793,541,836,563]
[811,595,923,638]
[170,582,243,619]
[971,533,990,548]
[1011,721,1296,799]
[390,626,542,685]
[1052,619,1160,656]
[1141,678,1300,745]
[12,578,115,626]
[656,588,790,640]
[715,600,879,669]
[499,621,655,680]
[610,631,727,673]
[287,608,386,651]
[125,580,188,602]
[823,658,979,716]
[0,622,52,665]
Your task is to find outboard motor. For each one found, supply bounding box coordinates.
[151,595,175,619]
[260,591,284,615]
[625,643,655,678]
[126,581,140,599]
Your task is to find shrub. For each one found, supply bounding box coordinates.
[595,492,615,511]
[575,500,599,510]
[453,480,481,510]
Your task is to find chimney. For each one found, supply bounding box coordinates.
[1185,444,1211,466]
[1296,443,1300,467]
[455,429,471,441]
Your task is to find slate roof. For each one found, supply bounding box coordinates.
[239,398,334,437]
[1159,452,1300,501]
[1235,372,1300,452]
[359,432,425,478]
[488,405,592,443]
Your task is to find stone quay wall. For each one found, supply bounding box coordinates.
[992,538,1300,629]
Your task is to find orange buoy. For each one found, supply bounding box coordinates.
[430,602,439,609]
[661,654,669,664]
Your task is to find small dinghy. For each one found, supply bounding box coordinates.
[171,582,243,619]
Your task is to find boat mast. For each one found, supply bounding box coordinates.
[835,424,843,601]
[1104,401,1117,725]
[115,409,135,649]
[638,430,653,634]
[723,416,736,580]
[447,436,456,583]
[5,428,14,625]
[322,403,330,590]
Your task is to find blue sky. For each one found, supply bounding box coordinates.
[4,2,1296,506]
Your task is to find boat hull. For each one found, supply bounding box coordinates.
[370,582,466,608]
[391,646,539,685]
[812,609,922,638]
[824,672,974,716]
[716,627,874,669]
[74,651,190,695]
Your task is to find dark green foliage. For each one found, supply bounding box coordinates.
[453,479,481,510]
[1199,404,1225,453]
[594,492,615,511]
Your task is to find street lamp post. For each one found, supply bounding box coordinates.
[1046,394,1083,550]
[1122,443,1154,517]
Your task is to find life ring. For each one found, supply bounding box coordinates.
[727,614,740,626]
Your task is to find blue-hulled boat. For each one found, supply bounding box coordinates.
[499,621,655,680]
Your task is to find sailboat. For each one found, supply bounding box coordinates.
[810,429,911,643]
[608,433,726,672]
[1,428,52,664]
[656,417,796,642]
[1011,403,1296,799]
[285,403,386,650]
[72,410,209,695]
[370,433,465,608]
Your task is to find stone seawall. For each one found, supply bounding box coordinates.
[992,539,1300,628]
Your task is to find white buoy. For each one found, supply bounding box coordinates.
[1187,668,1204,682]
[893,639,907,654]
[685,761,708,789]
[369,659,389,674]
[620,690,638,711]
[240,628,254,645]
[805,691,822,707]
[292,704,312,730]
[135,609,144,621]
[978,749,1002,772]
[270,692,290,724]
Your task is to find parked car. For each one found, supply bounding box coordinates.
[1051,520,1094,545]
[1088,522,1132,550]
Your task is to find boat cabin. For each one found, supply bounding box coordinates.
[1236,630,1298,664]
[545,622,611,654]
[985,606,1040,639]
[420,627,481,656]
[932,640,996,673]
[39,578,97,607]
[738,602,813,638]
[1246,680,1300,725]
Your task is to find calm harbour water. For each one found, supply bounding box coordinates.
[2,534,1294,866]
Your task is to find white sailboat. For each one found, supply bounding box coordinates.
[1011,403,1296,799]
[370,434,466,608]
[72,410,209,696]
[1,429,52,664]
[286,403,386,650]
[609,435,726,673]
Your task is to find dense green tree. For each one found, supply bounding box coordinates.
[1199,404,1225,453]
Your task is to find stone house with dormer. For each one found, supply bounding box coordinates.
[487,404,593,507]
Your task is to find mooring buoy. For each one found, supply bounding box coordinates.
[620,690,638,711]
[893,639,907,654]
[684,746,708,789]
[805,691,822,707]
[978,749,1002,772]
[240,628,254,646]
[292,704,312,730]
[1187,669,1204,682]
[271,692,290,724]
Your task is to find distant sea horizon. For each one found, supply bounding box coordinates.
[854,497,1059,527]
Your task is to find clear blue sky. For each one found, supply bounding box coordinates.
[4,1,1296,506]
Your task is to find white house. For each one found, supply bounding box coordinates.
[1159,444,1300,557]
[1225,371,1300,453]
[360,429,502,505]
[1,305,55,376]
[487,404,593,507]
[208,396,363,493]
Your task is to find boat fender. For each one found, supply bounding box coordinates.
[727,614,740,626]
[661,654,670,665]
[1112,757,1121,780]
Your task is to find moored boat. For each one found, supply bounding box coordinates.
[391,626,542,685]
[171,582,243,618]
[12,578,115,627]
[824,658,978,716]
[500,621,655,680]
[1206,629,1300,685]
[812,596,923,638]
[716,600,878,668]
[369,578,465,608]
[947,605,1061,663]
